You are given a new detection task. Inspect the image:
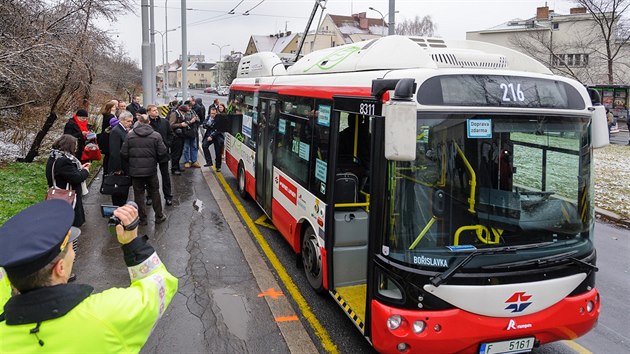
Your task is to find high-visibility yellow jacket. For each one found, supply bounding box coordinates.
[0,238,178,353]
[0,268,10,309]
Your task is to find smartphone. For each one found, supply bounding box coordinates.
[100,205,117,218]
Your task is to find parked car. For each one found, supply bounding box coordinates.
[217,86,230,96]
[174,91,184,102]
[204,87,218,94]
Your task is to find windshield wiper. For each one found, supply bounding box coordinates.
[430,242,554,287]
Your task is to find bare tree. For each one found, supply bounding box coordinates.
[396,15,437,37]
[574,0,630,84]
[0,0,137,162]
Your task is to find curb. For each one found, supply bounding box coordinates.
[595,207,630,229]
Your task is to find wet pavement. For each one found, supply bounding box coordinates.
[75,160,292,353]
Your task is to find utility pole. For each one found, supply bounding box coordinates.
[181,0,188,100]
[149,0,156,104]
[388,0,395,35]
[212,43,230,86]
[164,0,170,102]
[141,0,152,105]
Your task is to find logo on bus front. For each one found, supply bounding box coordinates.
[278,175,298,205]
[504,292,533,313]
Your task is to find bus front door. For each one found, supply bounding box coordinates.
[328,96,381,335]
[255,96,277,216]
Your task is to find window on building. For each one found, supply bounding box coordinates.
[551,53,589,67]
[552,22,559,30]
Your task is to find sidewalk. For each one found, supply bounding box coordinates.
[595,127,630,227]
[74,166,292,353]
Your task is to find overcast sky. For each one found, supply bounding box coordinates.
[107,0,576,65]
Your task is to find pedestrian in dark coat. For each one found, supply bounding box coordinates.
[46,135,91,227]
[99,101,118,174]
[107,111,134,206]
[121,114,169,224]
[63,109,90,160]
[148,104,173,205]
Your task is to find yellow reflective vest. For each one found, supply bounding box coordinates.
[0,252,178,353]
[0,268,10,309]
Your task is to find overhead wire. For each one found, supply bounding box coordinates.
[243,0,265,15]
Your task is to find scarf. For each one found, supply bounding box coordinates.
[50,149,82,170]
[73,114,89,133]
[50,149,87,194]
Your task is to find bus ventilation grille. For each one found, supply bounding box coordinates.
[409,37,448,48]
[430,52,508,69]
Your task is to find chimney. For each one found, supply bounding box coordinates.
[570,7,587,14]
[360,17,368,29]
[536,6,550,20]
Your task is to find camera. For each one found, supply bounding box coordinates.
[102,201,139,236]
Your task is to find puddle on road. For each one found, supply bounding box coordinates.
[212,288,248,341]
[193,199,204,213]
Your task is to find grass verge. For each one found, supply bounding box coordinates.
[0,160,103,225]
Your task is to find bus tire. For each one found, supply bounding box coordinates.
[237,162,248,199]
[302,226,323,293]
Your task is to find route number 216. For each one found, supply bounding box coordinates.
[500,83,525,102]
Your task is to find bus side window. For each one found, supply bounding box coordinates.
[311,100,332,199]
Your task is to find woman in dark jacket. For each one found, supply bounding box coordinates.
[99,100,118,175]
[46,134,91,227]
[63,109,90,160]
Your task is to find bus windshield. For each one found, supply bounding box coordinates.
[384,113,592,268]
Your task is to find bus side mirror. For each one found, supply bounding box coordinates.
[591,105,609,149]
[384,100,417,161]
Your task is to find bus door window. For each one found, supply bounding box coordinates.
[337,113,371,196]
[311,100,332,199]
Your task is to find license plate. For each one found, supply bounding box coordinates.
[479,337,535,354]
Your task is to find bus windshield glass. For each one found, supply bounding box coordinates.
[384,113,592,268]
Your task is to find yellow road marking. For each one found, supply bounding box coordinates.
[561,340,592,354]
[255,214,278,230]
[215,172,339,354]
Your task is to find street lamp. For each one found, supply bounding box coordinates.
[211,42,231,87]
[369,7,398,36]
[153,28,177,103]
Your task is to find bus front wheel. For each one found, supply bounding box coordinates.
[237,162,248,199]
[302,226,323,293]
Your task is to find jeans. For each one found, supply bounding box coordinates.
[183,136,198,163]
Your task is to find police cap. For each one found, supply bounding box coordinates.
[0,199,81,278]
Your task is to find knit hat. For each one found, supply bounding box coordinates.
[76,109,89,117]
[178,105,190,112]
[138,107,147,115]
[109,117,119,128]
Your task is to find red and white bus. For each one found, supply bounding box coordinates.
[223,36,600,353]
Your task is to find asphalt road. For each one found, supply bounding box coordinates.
[217,169,629,354]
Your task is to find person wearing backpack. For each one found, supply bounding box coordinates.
[168,104,189,175]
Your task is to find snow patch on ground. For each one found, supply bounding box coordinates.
[0,131,23,161]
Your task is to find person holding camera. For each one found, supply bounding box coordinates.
[121,114,168,225]
[0,200,178,352]
[168,104,190,175]
[201,106,224,172]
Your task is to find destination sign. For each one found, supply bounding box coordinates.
[417,75,585,110]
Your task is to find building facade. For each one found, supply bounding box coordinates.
[466,6,630,86]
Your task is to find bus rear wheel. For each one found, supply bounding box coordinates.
[302,226,323,293]
[237,162,248,199]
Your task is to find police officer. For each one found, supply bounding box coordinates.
[0,199,178,352]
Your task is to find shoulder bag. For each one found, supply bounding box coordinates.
[100,173,132,196]
[46,159,77,208]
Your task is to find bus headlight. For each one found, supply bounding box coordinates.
[412,320,426,334]
[586,301,594,313]
[387,315,403,330]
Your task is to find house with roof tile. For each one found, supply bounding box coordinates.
[466,5,630,85]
